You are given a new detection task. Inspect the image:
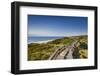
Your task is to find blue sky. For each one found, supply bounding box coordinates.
[28,15,87,37]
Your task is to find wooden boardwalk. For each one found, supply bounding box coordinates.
[49,41,78,60]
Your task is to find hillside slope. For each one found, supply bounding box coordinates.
[28,35,88,61]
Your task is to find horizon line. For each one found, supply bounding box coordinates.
[28,34,88,37]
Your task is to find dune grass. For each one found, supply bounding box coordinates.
[28,35,88,61]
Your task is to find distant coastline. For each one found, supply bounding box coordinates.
[28,36,63,44]
[29,39,55,44]
[28,35,88,44]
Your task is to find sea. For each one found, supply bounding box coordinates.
[28,36,63,44]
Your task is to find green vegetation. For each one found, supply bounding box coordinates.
[78,35,88,58]
[28,43,54,60]
[79,50,88,58]
[28,35,88,61]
